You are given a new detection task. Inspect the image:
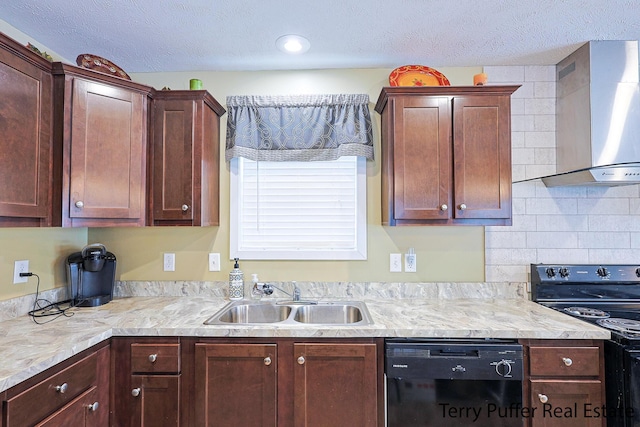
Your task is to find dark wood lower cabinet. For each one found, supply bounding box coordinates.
[186,337,383,427]
[293,342,378,427]
[195,343,278,426]
[111,337,181,427]
[131,375,180,426]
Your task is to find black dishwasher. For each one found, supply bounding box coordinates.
[386,339,524,427]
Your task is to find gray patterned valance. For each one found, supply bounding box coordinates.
[225,94,374,162]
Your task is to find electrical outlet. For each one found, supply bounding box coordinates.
[163,253,175,272]
[390,253,402,272]
[208,253,221,272]
[405,252,417,273]
[13,260,29,284]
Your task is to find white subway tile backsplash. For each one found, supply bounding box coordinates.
[524,98,555,115]
[588,249,640,264]
[533,81,556,98]
[484,66,525,82]
[524,66,556,82]
[536,214,589,231]
[588,215,640,232]
[524,131,555,148]
[536,249,589,264]
[578,232,630,249]
[526,232,578,248]
[485,65,640,283]
[533,115,555,131]
[525,198,578,215]
[533,148,555,165]
[578,198,630,215]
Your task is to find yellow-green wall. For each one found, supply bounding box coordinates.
[0,19,486,301]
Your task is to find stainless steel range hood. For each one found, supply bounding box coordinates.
[540,40,640,187]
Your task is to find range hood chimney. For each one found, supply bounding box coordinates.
[540,40,640,187]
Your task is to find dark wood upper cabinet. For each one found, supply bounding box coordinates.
[0,33,53,226]
[375,86,519,226]
[51,63,153,227]
[150,90,225,226]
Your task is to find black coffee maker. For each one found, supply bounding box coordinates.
[66,243,116,307]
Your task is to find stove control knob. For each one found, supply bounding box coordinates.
[636,268,640,278]
[545,267,556,278]
[597,267,609,278]
[559,267,570,278]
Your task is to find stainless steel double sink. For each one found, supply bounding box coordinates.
[204,299,374,326]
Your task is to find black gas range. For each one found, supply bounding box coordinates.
[531,264,640,427]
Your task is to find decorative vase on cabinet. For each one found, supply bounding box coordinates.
[375,85,519,226]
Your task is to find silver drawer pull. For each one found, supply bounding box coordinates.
[75,201,84,208]
[297,356,305,365]
[562,357,573,366]
[440,204,448,211]
[538,393,548,403]
[87,402,99,412]
[148,353,158,363]
[55,383,68,393]
[131,388,141,397]
[458,203,467,210]
[264,356,272,366]
[182,204,189,212]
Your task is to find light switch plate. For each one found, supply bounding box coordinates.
[208,253,221,271]
[390,253,402,272]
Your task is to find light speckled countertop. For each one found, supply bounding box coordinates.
[0,294,609,393]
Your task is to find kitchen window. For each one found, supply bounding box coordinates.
[230,156,366,260]
[226,94,373,260]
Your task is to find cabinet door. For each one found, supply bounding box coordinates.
[152,98,195,222]
[392,96,451,220]
[293,343,378,427]
[67,78,146,224]
[131,375,180,427]
[194,343,277,427]
[0,44,52,225]
[529,380,602,427]
[452,95,511,219]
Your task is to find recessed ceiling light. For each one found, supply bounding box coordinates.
[276,35,310,54]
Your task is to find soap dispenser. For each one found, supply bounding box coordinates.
[228,258,244,300]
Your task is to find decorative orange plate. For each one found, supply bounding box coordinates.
[389,65,450,87]
[76,54,131,80]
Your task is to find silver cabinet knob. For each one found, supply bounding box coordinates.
[181,204,189,212]
[538,393,548,403]
[87,402,99,412]
[297,356,305,365]
[562,357,573,366]
[264,356,272,366]
[458,203,467,210]
[131,388,141,397]
[75,201,84,208]
[148,354,158,363]
[55,383,68,393]
[440,204,448,211]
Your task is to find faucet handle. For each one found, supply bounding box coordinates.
[292,281,301,301]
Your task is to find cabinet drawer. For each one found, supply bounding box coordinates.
[529,346,600,377]
[5,351,97,427]
[131,343,180,373]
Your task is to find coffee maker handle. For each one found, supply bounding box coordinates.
[82,243,106,258]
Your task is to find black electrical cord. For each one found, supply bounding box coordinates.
[23,272,75,324]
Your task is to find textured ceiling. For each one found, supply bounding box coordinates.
[1,0,639,73]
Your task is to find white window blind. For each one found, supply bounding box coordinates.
[230,156,367,260]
